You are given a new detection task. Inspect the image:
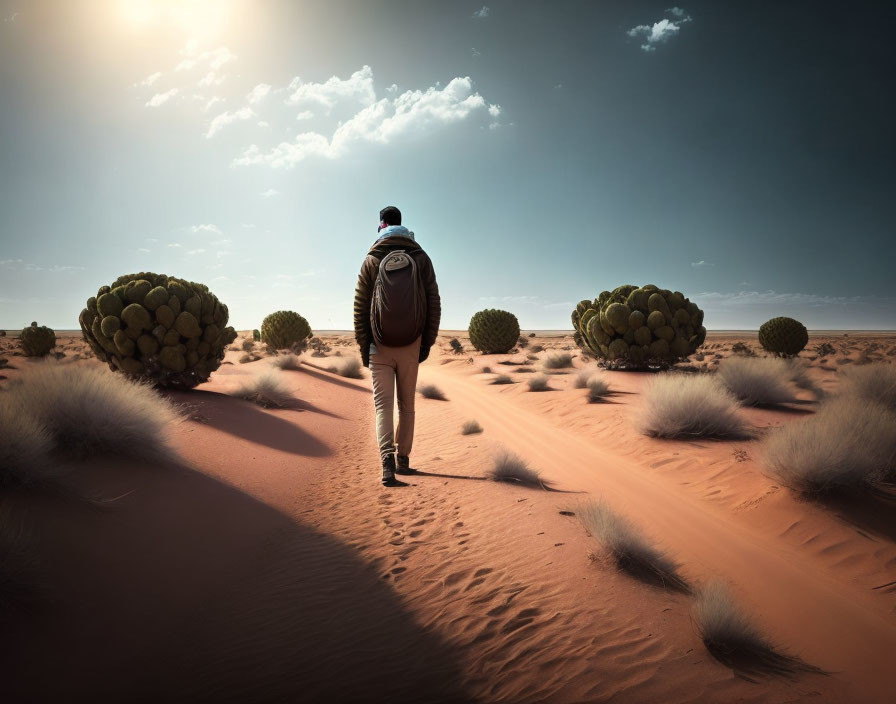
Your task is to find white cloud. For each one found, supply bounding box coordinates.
[187,249,206,255]
[198,70,225,87]
[190,224,223,235]
[472,6,490,19]
[247,83,272,104]
[471,48,481,58]
[234,73,490,169]
[1,258,23,268]
[145,238,158,243]
[145,88,178,107]
[296,110,314,120]
[206,106,255,138]
[286,65,376,111]
[203,96,224,112]
[176,45,236,73]
[628,10,691,52]
[141,72,162,87]
[691,260,714,267]
[488,103,501,118]
[257,120,269,127]
[168,243,182,248]
[137,248,151,253]
[260,188,280,198]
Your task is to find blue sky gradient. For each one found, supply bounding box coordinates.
[1,1,894,330]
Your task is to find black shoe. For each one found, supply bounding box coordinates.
[382,454,398,486]
[394,454,416,475]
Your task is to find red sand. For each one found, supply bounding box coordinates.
[1,331,894,702]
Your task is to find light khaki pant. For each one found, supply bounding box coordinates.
[370,337,422,461]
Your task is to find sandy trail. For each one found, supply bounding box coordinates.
[418,361,896,702]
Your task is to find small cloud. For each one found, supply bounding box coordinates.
[137,248,151,253]
[691,260,714,267]
[203,96,224,112]
[296,110,314,120]
[145,88,178,107]
[168,243,182,248]
[386,83,399,94]
[198,71,225,88]
[628,11,691,52]
[187,249,206,255]
[257,120,269,127]
[488,103,501,118]
[206,106,255,138]
[4,12,19,23]
[260,188,280,198]
[472,6,490,19]
[246,83,272,104]
[0,258,23,268]
[190,224,223,235]
[141,72,162,87]
[554,83,564,89]
[471,47,481,57]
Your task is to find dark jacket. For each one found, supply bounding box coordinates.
[354,235,441,367]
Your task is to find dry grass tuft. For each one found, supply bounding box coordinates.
[229,370,298,409]
[1,363,182,470]
[334,357,364,379]
[543,352,573,370]
[839,363,896,411]
[491,374,513,385]
[693,582,824,678]
[480,366,492,374]
[639,374,750,439]
[717,357,801,406]
[574,368,594,389]
[461,419,483,435]
[763,395,896,493]
[489,450,545,488]
[418,383,448,400]
[578,501,689,591]
[527,374,552,392]
[240,338,255,352]
[587,376,611,402]
[271,353,302,370]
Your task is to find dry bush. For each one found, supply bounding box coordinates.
[517,336,529,348]
[730,342,756,357]
[515,367,536,373]
[529,344,544,353]
[271,353,302,370]
[526,353,539,360]
[638,374,750,439]
[693,582,822,677]
[418,383,447,400]
[587,376,611,402]
[527,375,551,392]
[491,374,513,385]
[239,353,260,364]
[334,357,364,379]
[543,352,573,370]
[717,357,801,406]
[448,338,464,355]
[0,363,182,466]
[489,450,545,488]
[229,370,298,409]
[763,396,896,493]
[839,363,896,411]
[240,338,255,352]
[481,366,492,374]
[578,501,688,591]
[574,368,594,389]
[461,420,483,435]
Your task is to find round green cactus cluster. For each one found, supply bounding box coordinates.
[252,329,261,341]
[21,322,56,357]
[758,316,808,357]
[260,310,312,350]
[468,309,520,354]
[571,284,706,368]
[79,272,238,389]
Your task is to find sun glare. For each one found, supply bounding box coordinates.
[115,0,237,40]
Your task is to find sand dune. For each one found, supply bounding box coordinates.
[1,331,894,702]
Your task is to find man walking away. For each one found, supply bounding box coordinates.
[354,206,441,486]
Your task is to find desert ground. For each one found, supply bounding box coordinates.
[1,330,895,703]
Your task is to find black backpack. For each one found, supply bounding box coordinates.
[370,249,426,347]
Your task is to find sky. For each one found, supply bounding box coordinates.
[1,0,894,331]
